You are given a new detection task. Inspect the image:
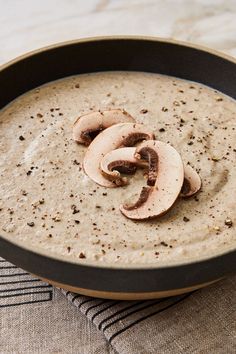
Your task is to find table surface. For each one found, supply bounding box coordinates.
[1,0,236,66]
[1,1,236,353]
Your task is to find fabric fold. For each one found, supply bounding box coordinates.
[1,257,235,354]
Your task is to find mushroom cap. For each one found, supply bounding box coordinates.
[181,165,201,197]
[100,147,148,186]
[83,123,155,187]
[120,140,184,220]
[73,109,135,145]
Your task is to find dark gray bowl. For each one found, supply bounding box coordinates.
[0,37,235,299]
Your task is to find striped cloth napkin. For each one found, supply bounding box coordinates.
[1,256,236,353]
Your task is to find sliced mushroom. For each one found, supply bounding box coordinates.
[73,109,135,145]
[120,140,184,220]
[101,146,201,196]
[83,123,155,187]
[100,147,148,186]
[181,165,201,197]
[134,144,159,187]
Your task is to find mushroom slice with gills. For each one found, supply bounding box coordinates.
[100,147,148,186]
[73,109,135,145]
[83,123,155,187]
[120,140,184,220]
[181,165,201,197]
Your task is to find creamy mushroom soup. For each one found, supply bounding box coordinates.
[0,72,235,265]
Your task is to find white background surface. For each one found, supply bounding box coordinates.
[1,0,236,66]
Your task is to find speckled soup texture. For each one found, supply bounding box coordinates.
[0,72,235,265]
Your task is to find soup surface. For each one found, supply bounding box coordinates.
[0,72,235,266]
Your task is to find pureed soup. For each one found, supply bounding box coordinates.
[0,72,235,265]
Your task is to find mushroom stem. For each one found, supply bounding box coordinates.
[135,147,158,186]
[100,147,148,186]
[123,187,151,210]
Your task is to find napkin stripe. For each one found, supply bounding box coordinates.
[85,300,107,315]
[0,272,29,277]
[72,294,83,303]
[0,290,52,299]
[98,301,145,329]
[108,293,192,343]
[0,298,53,308]
[0,284,52,293]
[63,290,194,345]
[102,299,166,332]
[78,298,97,309]
[0,279,42,285]
[91,301,122,321]
[0,257,53,308]
[0,291,53,308]
[63,290,123,324]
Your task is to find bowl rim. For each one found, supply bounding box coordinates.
[0,35,235,271]
[1,35,236,72]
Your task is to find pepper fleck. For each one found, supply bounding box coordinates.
[140,109,148,114]
[212,157,220,162]
[161,107,168,112]
[183,216,190,222]
[225,218,233,228]
[73,159,80,165]
[71,205,80,214]
[27,222,35,227]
